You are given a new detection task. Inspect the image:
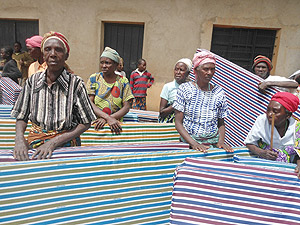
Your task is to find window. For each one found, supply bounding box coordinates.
[104,23,144,79]
[0,19,39,51]
[211,26,277,71]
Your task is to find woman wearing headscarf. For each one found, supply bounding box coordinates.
[173,50,233,152]
[86,47,134,134]
[245,92,300,163]
[159,58,192,123]
[11,31,96,160]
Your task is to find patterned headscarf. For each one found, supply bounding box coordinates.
[192,51,216,73]
[41,31,70,54]
[252,55,273,71]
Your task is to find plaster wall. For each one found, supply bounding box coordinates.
[1,0,300,111]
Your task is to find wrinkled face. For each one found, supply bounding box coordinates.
[14,43,21,53]
[100,57,118,75]
[27,46,41,60]
[138,61,146,72]
[266,100,290,127]
[195,63,215,84]
[43,39,67,71]
[174,62,188,84]
[254,62,269,79]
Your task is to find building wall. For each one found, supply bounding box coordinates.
[1,0,300,111]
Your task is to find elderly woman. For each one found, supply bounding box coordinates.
[245,92,300,163]
[11,31,96,160]
[159,58,192,123]
[86,47,134,134]
[173,51,232,152]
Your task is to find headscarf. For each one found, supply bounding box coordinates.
[25,35,43,48]
[101,47,120,63]
[176,58,192,72]
[192,51,216,73]
[271,92,299,112]
[252,55,273,71]
[41,31,70,54]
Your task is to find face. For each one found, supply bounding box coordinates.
[27,46,41,60]
[138,61,146,72]
[0,49,7,60]
[117,61,123,72]
[14,43,21,53]
[266,101,290,127]
[43,39,67,71]
[195,63,215,84]
[254,62,269,79]
[174,62,188,84]
[100,57,118,75]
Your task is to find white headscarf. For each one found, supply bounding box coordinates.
[176,58,192,72]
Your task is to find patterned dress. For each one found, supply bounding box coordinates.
[173,82,230,144]
[86,72,134,119]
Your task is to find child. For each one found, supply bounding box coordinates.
[130,59,154,110]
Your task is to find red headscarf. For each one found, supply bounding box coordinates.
[252,55,273,71]
[41,31,70,54]
[271,92,299,112]
[192,51,216,74]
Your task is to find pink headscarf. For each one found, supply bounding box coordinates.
[192,51,216,73]
[25,35,43,48]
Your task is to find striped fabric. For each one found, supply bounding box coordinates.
[0,77,22,105]
[189,49,300,147]
[170,157,300,225]
[0,119,178,151]
[0,105,13,119]
[0,146,250,224]
[129,109,159,122]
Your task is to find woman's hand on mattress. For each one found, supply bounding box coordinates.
[93,118,106,130]
[14,137,30,161]
[31,141,55,160]
[260,149,278,161]
[190,143,209,153]
[295,165,300,179]
[216,142,234,152]
[106,117,122,134]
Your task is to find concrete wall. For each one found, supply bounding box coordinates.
[1,0,300,111]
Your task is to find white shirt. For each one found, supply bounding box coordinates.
[244,114,296,149]
[160,80,180,105]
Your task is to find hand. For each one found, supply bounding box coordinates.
[106,117,122,134]
[31,140,56,160]
[93,118,106,130]
[216,142,234,152]
[13,138,30,161]
[19,59,24,66]
[190,142,209,153]
[295,165,300,179]
[259,149,278,160]
[258,82,268,94]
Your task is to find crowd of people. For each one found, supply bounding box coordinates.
[2,31,300,178]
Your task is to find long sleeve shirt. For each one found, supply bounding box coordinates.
[129,69,154,97]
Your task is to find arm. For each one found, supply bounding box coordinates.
[216,118,233,152]
[246,144,278,160]
[88,95,122,134]
[258,80,298,93]
[159,98,174,119]
[111,99,132,120]
[32,123,90,160]
[147,73,154,88]
[175,110,209,152]
[13,120,30,161]
[295,157,300,178]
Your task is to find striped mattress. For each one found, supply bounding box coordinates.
[0,145,251,224]
[170,157,300,225]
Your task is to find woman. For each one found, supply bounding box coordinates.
[173,51,233,152]
[159,58,192,123]
[0,46,22,84]
[11,31,96,160]
[245,92,299,163]
[86,47,134,134]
